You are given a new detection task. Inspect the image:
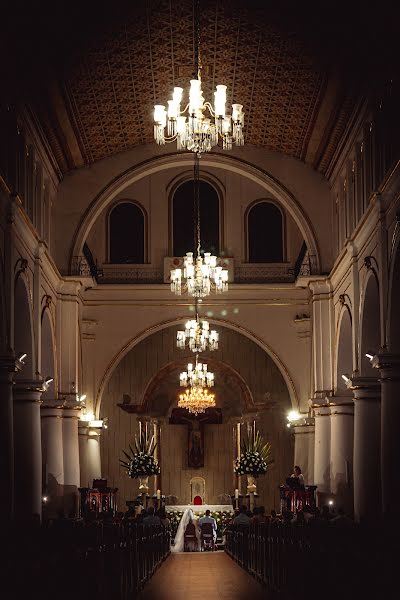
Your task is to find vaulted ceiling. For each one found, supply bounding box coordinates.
[26,0,362,175]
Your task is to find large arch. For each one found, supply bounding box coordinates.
[70,153,321,274]
[387,222,400,353]
[95,316,298,416]
[336,307,353,393]
[40,308,56,400]
[359,270,380,375]
[0,250,7,353]
[14,274,35,379]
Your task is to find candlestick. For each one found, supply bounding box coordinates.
[234,488,239,499]
[156,489,161,500]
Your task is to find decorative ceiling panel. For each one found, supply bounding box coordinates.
[42,0,354,173]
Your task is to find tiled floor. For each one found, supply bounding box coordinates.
[139,551,266,600]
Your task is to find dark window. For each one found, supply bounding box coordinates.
[248,202,283,262]
[109,202,145,263]
[173,180,219,257]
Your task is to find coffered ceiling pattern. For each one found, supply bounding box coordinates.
[38,0,355,174]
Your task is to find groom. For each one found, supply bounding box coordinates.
[199,510,217,542]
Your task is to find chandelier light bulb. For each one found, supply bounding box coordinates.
[179,355,215,389]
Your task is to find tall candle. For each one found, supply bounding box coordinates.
[156,489,161,500]
[235,489,239,499]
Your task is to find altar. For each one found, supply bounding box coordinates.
[166,504,234,514]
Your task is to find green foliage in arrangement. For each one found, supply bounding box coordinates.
[119,429,161,478]
[234,430,272,477]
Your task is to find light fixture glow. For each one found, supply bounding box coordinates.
[88,419,103,428]
[328,500,334,506]
[180,354,215,389]
[42,496,48,503]
[177,301,219,353]
[44,376,54,385]
[18,353,27,362]
[287,410,301,422]
[80,412,95,422]
[79,394,87,402]
[365,353,374,361]
[341,374,350,383]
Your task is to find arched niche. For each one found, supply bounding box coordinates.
[14,275,35,379]
[336,307,353,392]
[246,199,285,262]
[41,309,56,400]
[172,179,220,257]
[359,271,380,375]
[70,153,321,275]
[108,200,146,264]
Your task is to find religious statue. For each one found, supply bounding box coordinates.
[169,407,222,469]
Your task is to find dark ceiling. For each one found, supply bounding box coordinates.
[1,0,398,176]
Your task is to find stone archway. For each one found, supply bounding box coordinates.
[336,307,353,392]
[359,272,380,376]
[14,274,35,379]
[70,153,321,274]
[99,323,293,510]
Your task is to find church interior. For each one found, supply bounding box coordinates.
[1,0,399,598]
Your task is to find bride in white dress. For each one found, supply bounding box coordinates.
[172,508,201,552]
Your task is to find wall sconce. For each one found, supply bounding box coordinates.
[78,394,87,403]
[365,353,374,361]
[341,374,350,383]
[17,352,27,363]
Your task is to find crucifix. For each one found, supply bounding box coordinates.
[169,407,222,468]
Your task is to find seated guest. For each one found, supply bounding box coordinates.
[269,509,280,525]
[252,506,267,524]
[199,509,217,541]
[233,504,251,526]
[158,508,171,528]
[143,506,161,526]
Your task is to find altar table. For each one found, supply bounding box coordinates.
[165,504,234,513]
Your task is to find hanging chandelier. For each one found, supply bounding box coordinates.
[177,301,219,352]
[179,354,215,388]
[153,1,244,155]
[178,386,216,416]
[170,155,229,297]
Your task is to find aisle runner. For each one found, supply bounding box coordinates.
[140,551,265,600]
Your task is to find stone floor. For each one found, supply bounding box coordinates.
[139,551,266,600]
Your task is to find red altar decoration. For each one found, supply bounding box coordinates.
[79,479,118,518]
[279,485,317,514]
[193,495,202,505]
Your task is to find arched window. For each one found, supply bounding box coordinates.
[247,201,284,262]
[173,180,220,257]
[109,202,145,263]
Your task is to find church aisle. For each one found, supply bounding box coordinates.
[139,551,266,600]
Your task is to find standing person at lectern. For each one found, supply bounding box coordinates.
[287,465,305,488]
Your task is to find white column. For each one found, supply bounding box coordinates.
[313,404,331,505]
[41,406,64,517]
[13,380,43,518]
[329,398,354,513]
[62,407,81,517]
[309,279,334,396]
[0,354,21,518]
[372,352,400,517]
[78,422,102,488]
[293,422,315,485]
[350,377,381,522]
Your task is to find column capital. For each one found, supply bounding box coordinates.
[78,421,102,437]
[0,353,23,381]
[372,352,400,379]
[13,379,45,402]
[348,376,381,401]
[292,422,315,434]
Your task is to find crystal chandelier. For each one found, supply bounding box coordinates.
[177,301,219,353]
[153,1,244,155]
[170,155,229,298]
[178,386,216,416]
[179,354,215,388]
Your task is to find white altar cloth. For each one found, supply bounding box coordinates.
[165,504,233,513]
